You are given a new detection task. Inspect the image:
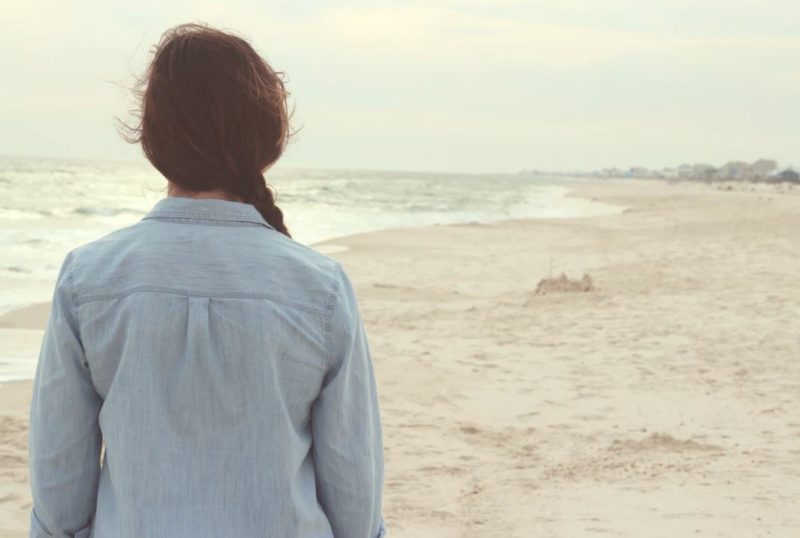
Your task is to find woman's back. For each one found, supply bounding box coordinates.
[28,196,386,537]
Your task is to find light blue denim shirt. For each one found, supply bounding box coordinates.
[28,196,386,538]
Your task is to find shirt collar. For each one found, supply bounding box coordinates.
[142,196,277,231]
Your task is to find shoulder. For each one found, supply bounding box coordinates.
[266,236,360,322]
[62,220,140,264]
[74,219,150,253]
[66,221,148,274]
[275,236,343,279]
[265,233,348,295]
[50,222,141,309]
[326,259,363,336]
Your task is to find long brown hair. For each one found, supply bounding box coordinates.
[119,22,292,237]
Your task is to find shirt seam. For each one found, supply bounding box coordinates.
[65,251,90,369]
[323,263,344,374]
[66,250,89,370]
[74,285,333,316]
[65,251,79,310]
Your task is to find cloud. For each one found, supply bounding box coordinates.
[261,3,800,75]
[0,0,798,171]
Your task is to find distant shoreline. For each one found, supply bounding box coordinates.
[519,158,799,184]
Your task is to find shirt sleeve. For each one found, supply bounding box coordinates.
[28,251,102,538]
[311,263,387,538]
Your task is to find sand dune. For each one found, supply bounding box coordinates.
[1,179,799,536]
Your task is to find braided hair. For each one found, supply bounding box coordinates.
[247,172,290,237]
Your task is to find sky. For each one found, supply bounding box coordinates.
[1,0,798,173]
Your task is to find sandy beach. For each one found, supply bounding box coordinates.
[2,179,799,537]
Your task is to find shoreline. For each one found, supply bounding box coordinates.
[308,179,631,259]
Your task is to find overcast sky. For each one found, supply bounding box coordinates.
[2,0,798,173]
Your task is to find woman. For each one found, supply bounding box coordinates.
[28,23,386,538]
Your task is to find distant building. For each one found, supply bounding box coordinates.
[716,161,750,180]
[661,167,678,179]
[524,158,791,183]
[598,168,624,178]
[692,164,717,179]
[750,159,778,179]
[677,164,694,179]
[775,169,800,183]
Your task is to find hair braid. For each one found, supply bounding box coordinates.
[249,172,290,238]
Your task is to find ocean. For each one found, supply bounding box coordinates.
[0,155,620,380]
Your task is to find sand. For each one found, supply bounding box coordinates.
[1,179,799,537]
